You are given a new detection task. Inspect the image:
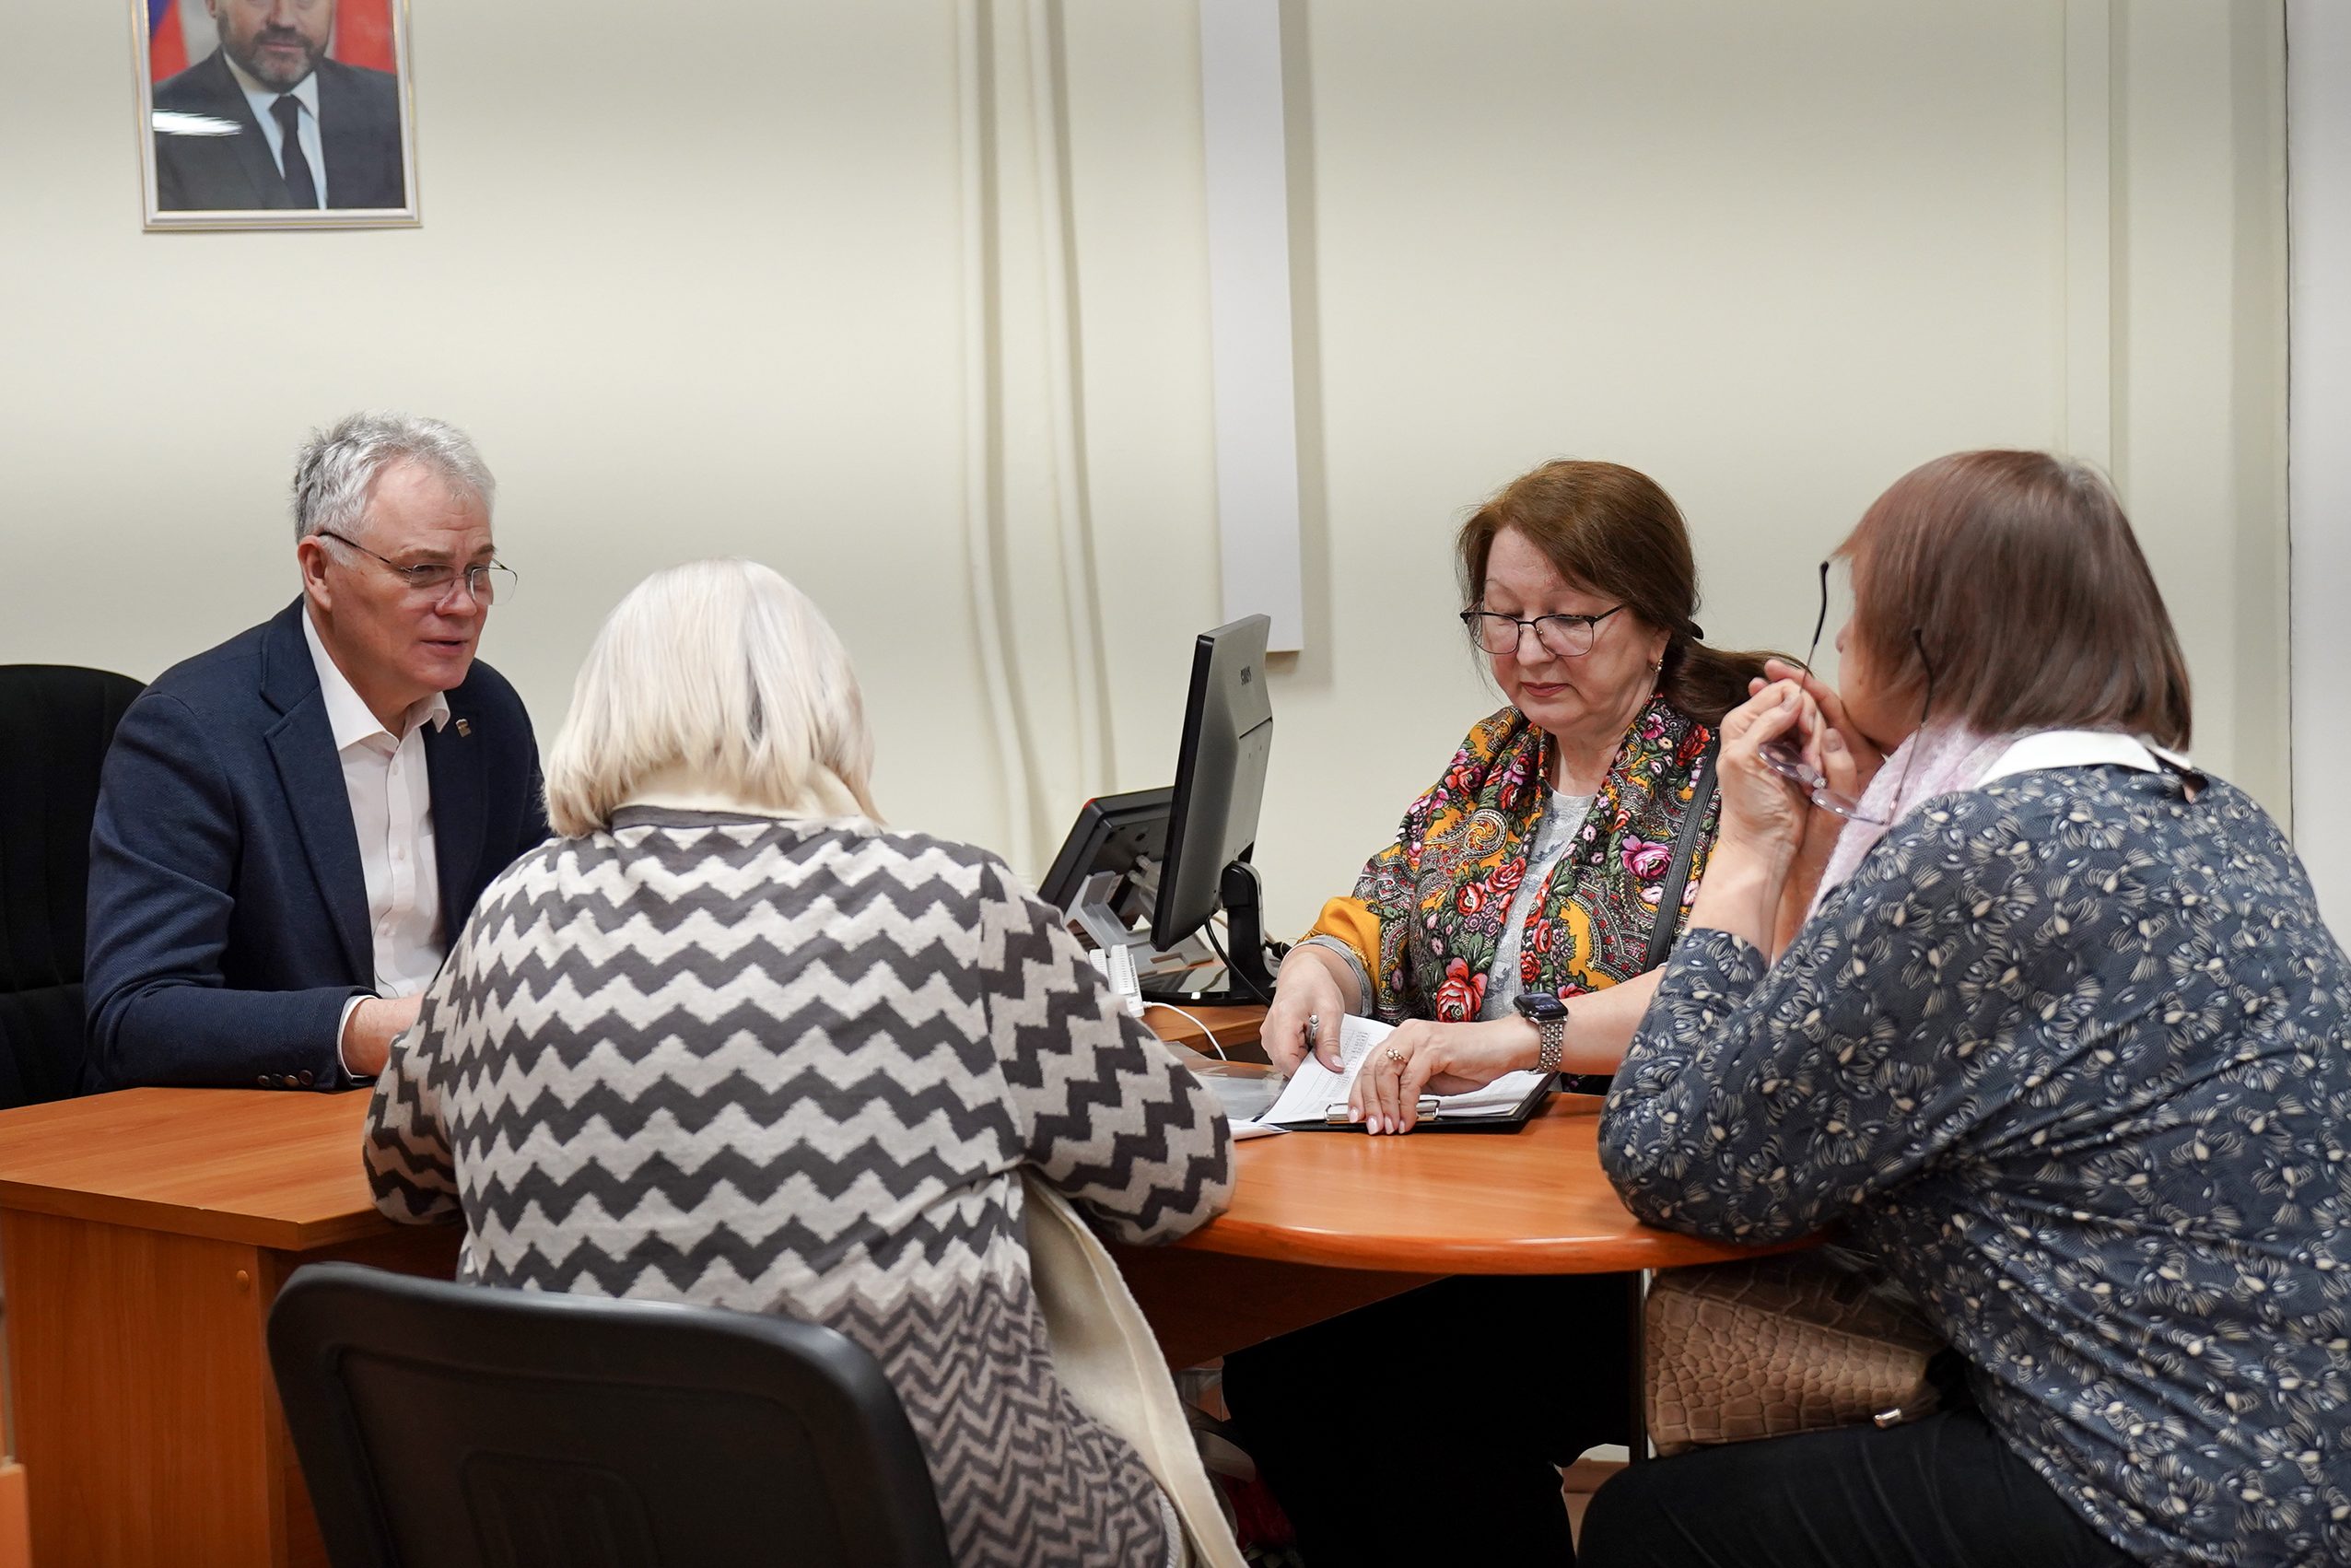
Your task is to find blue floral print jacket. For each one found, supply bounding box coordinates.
[1602,766,2351,1568]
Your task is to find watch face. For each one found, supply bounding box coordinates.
[1515,992,1568,1022]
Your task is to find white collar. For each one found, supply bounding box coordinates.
[1978,730,2188,783]
[622,785,797,818]
[224,52,322,120]
[618,763,873,825]
[301,605,450,750]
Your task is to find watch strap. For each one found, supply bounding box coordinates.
[1536,1012,1566,1073]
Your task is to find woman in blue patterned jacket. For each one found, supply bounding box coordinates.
[1580,451,2348,1568]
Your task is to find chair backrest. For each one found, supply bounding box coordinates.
[267,1262,955,1568]
[0,664,145,1108]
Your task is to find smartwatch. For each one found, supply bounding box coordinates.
[1513,991,1570,1074]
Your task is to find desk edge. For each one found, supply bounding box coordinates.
[0,1180,399,1253]
[1173,1219,1812,1274]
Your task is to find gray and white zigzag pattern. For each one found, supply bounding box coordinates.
[368,808,1234,1567]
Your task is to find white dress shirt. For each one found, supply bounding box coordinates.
[223,54,327,207]
[302,610,449,1069]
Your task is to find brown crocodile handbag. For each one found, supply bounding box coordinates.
[1643,1250,1947,1455]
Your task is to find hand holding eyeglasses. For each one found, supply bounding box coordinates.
[1717,674,1875,957]
[1745,558,1890,822]
[1717,679,1834,863]
[1750,657,1887,819]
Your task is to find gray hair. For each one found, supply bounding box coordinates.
[544,558,879,837]
[289,412,497,543]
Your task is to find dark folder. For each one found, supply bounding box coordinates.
[1271,1074,1556,1134]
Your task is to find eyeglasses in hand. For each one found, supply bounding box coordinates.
[1754,560,1930,826]
[316,529,519,606]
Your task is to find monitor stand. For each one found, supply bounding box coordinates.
[1138,860,1279,1008]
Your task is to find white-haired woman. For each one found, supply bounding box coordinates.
[363,558,1237,1568]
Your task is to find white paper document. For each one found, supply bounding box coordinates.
[1260,1015,1550,1127]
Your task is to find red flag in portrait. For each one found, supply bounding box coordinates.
[146,0,188,78]
[333,0,399,73]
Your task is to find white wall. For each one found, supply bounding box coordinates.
[3,1,998,831]
[1253,0,2287,932]
[0,1,2289,938]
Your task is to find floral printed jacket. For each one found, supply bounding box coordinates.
[1603,766,2351,1568]
[1308,696,1719,1024]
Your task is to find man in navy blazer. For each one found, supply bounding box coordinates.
[151,0,405,213]
[84,414,545,1092]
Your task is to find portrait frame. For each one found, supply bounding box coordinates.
[133,0,420,231]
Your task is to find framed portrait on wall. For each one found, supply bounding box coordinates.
[134,0,418,230]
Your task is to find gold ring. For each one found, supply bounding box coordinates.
[1384,1047,1407,1065]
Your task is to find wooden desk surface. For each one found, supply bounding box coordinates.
[0,1011,1269,1259]
[0,1087,393,1253]
[1174,1094,1795,1274]
[0,1082,1779,1279]
[1132,1003,1266,1060]
[4,1012,1798,1566]
[0,1007,1264,1258]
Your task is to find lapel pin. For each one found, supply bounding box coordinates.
[455,719,473,738]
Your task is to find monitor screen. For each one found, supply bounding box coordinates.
[1036,786,1172,941]
[1150,614,1272,954]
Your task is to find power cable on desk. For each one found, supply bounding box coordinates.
[1142,1001,1227,1059]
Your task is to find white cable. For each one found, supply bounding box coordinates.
[1025,0,1113,792]
[1142,1001,1227,1059]
[957,0,1037,872]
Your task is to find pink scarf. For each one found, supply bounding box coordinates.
[1807,723,2018,919]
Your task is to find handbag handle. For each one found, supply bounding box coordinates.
[1641,741,1720,975]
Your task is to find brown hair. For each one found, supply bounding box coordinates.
[1456,460,1772,726]
[1840,450,2192,746]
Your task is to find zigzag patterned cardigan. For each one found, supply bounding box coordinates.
[365,807,1236,1568]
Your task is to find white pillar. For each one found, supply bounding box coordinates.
[2288,0,2351,926]
[1199,0,1305,652]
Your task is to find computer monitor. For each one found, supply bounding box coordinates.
[1035,614,1278,1006]
[1036,786,1171,953]
[1147,614,1276,1002]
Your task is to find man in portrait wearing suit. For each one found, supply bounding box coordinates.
[152,0,405,212]
[83,414,546,1092]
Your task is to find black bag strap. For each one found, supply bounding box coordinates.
[1642,741,1720,974]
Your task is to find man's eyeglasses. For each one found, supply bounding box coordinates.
[1755,559,1930,825]
[1459,604,1624,660]
[316,529,518,606]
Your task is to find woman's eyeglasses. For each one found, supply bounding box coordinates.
[1458,604,1623,659]
[1754,559,1929,826]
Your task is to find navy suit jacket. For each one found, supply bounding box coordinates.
[83,601,545,1092]
[152,50,405,212]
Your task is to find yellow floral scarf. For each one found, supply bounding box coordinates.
[1308,696,1719,1023]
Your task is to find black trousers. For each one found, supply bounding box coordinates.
[1222,1272,1636,1566]
[1576,1408,2139,1568]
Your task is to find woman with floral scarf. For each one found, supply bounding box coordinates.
[1222,460,1778,1567]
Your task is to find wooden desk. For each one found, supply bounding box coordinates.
[0,1089,458,1568]
[0,1366,22,1568]
[0,1070,1773,1567]
[1117,1094,1795,1368]
[1129,1003,1268,1062]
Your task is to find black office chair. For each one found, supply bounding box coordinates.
[0,663,145,1108]
[267,1262,955,1568]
